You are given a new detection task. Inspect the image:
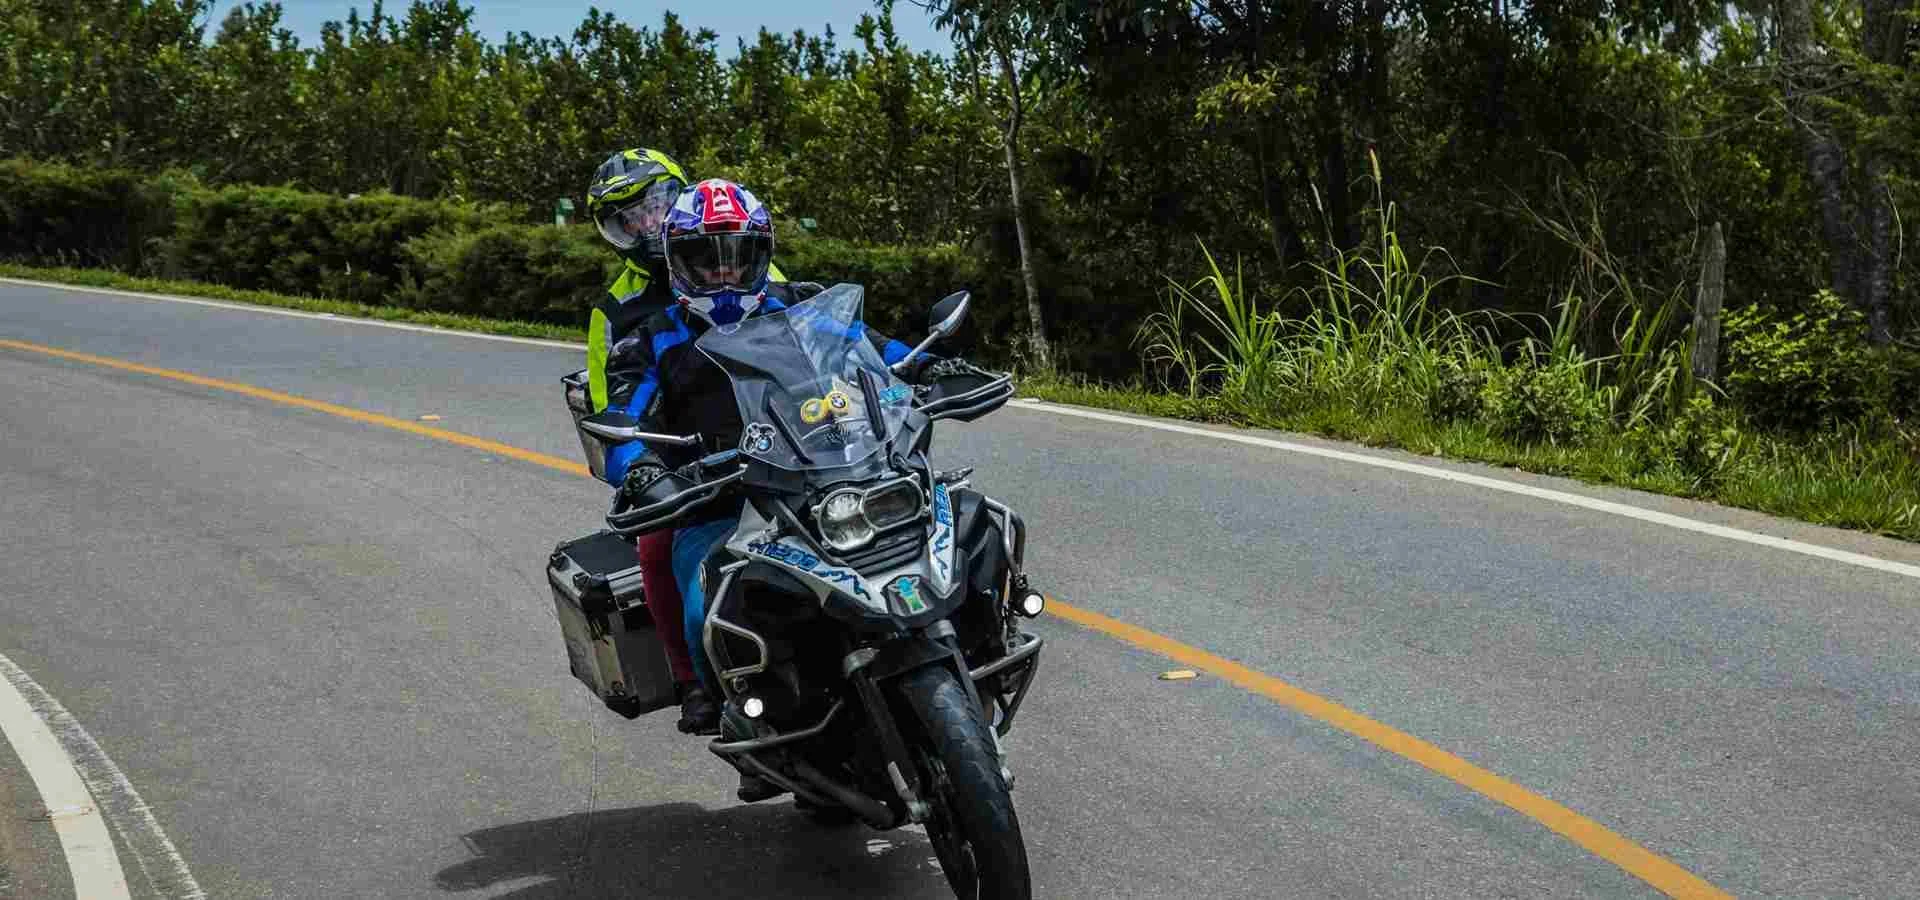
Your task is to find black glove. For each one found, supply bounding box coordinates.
[909,356,979,385]
[620,457,671,501]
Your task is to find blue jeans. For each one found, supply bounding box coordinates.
[671,516,739,693]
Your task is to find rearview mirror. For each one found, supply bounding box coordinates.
[579,410,700,446]
[929,291,971,339]
[891,290,973,375]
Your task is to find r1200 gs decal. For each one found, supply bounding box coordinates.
[745,537,876,605]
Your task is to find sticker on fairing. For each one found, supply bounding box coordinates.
[740,422,777,454]
[890,575,929,614]
[744,536,878,606]
[929,483,957,592]
[879,384,911,405]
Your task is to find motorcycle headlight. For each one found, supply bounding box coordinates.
[862,481,923,531]
[818,489,875,552]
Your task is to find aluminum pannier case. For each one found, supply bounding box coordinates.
[548,530,677,718]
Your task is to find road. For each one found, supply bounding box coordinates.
[3,279,1918,899]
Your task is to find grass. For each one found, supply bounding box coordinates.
[1023,374,1920,542]
[1029,151,1919,544]
[0,263,581,342]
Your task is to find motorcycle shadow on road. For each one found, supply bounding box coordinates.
[434,800,950,898]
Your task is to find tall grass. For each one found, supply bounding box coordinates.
[1139,150,1493,416]
[1115,152,1920,539]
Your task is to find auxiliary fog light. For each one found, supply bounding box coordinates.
[742,696,766,720]
[1018,592,1046,618]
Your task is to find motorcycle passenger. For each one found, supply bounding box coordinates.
[584,148,716,735]
[587,152,810,736]
[607,179,930,800]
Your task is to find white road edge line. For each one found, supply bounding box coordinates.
[0,653,129,899]
[1011,401,1920,582]
[14,275,1918,582]
[0,277,585,351]
[0,652,206,900]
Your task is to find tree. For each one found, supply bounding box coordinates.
[1774,0,1915,344]
[926,0,1057,370]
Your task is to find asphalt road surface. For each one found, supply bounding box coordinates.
[3,279,1919,899]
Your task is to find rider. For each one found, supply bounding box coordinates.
[606,178,934,800]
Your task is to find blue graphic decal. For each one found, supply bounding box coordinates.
[746,538,874,604]
[929,484,956,584]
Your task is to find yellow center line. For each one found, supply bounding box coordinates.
[0,336,1733,899]
[0,339,590,478]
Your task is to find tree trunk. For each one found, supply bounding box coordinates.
[1253,135,1297,270]
[1856,0,1913,344]
[995,43,1052,371]
[1776,0,1860,305]
[1692,222,1727,382]
[1860,155,1897,345]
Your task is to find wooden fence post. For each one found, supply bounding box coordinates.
[1691,222,1727,383]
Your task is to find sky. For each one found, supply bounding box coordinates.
[201,1,949,54]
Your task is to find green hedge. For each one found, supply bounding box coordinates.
[0,158,1002,347]
[393,224,616,323]
[164,184,498,307]
[0,159,185,270]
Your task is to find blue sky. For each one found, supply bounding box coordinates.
[202,1,949,54]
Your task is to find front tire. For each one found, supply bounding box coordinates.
[897,666,1031,900]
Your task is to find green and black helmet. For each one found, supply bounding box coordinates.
[586,148,689,265]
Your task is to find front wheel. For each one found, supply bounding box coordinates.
[897,666,1031,900]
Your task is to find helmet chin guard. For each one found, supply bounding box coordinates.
[678,289,764,328]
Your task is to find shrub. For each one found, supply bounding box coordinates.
[1722,290,1890,432]
[0,158,994,351]
[162,184,496,307]
[1428,354,1494,422]
[396,224,612,324]
[1887,345,1920,423]
[0,158,187,270]
[1636,394,1746,488]
[1482,359,1608,445]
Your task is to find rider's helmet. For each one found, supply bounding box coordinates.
[662,178,776,328]
[586,148,689,266]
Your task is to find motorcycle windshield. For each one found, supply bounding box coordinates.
[697,284,915,471]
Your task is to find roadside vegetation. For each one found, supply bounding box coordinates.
[1036,156,1920,540]
[2,0,1917,540]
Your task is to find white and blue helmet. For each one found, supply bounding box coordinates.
[662,178,776,328]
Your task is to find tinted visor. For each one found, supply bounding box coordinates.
[594,179,680,251]
[668,232,774,295]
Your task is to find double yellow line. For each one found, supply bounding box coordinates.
[0,336,1732,898]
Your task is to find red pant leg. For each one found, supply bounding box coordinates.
[635,529,696,684]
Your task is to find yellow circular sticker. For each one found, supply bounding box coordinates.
[826,390,852,416]
[800,398,828,424]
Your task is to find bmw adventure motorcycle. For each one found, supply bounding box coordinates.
[551,284,1045,899]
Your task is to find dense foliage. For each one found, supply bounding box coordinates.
[1,0,1915,402]
[0,158,981,336]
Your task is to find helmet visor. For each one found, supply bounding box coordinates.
[668,232,774,295]
[594,179,681,251]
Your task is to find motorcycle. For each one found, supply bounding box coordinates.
[558,284,1046,899]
